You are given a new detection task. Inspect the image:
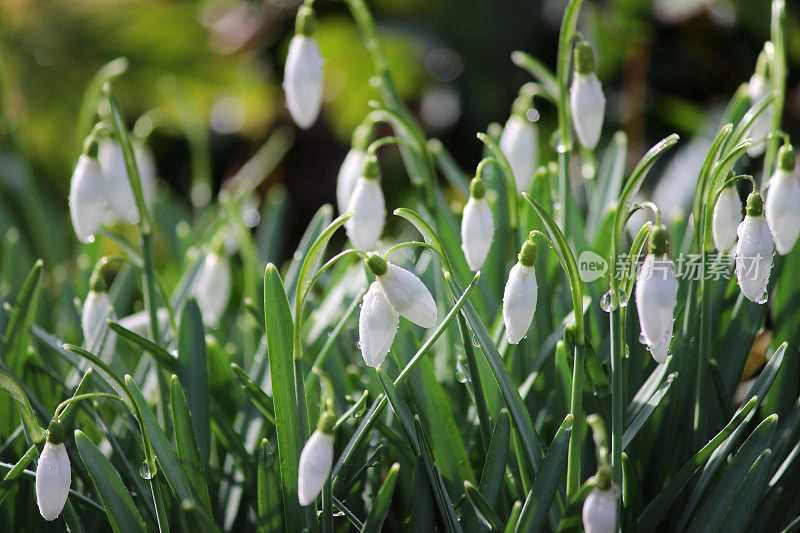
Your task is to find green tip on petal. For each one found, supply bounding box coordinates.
[317,411,336,434]
[746,191,764,217]
[469,177,485,199]
[593,465,613,490]
[47,420,65,445]
[778,144,795,172]
[296,5,316,37]
[89,271,106,293]
[363,156,380,180]
[518,237,537,267]
[573,41,596,75]
[366,253,387,276]
[648,225,669,256]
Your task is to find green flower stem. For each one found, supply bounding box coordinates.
[52,392,124,420]
[609,307,623,491]
[764,0,786,177]
[477,133,519,231]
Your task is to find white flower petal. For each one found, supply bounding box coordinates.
[283,35,324,129]
[582,488,617,533]
[570,72,606,150]
[735,215,774,303]
[635,254,677,347]
[336,149,367,215]
[377,264,437,328]
[712,186,742,251]
[193,252,232,326]
[36,442,71,521]
[345,177,386,251]
[499,115,537,194]
[68,155,108,243]
[461,197,494,271]
[358,282,399,368]
[646,321,673,364]
[98,140,156,224]
[297,430,334,506]
[766,168,800,255]
[746,73,771,158]
[502,263,537,345]
[82,290,117,362]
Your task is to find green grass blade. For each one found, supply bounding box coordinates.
[361,462,400,533]
[108,320,178,373]
[0,369,44,443]
[177,299,210,462]
[464,480,505,531]
[230,363,276,426]
[258,439,283,532]
[622,372,677,450]
[715,449,773,533]
[411,456,436,533]
[170,376,212,513]
[74,430,147,533]
[478,409,510,506]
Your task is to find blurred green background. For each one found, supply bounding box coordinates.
[1,0,799,261]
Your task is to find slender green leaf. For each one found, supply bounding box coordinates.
[257,439,283,533]
[622,372,677,450]
[361,463,400,533]
[177,299,210,463]
[464,480,504,532]
[170,376,212,513]
[0,369,44,443]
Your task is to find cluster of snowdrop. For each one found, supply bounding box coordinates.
[68,136,156,243]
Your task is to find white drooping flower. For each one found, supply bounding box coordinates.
[766,144,800,255]
[336,122,372,214]
[736,191,774,303]
[193,251,232,327]
[461,177,494,270]
[69,154,109,243]
[36,422,71,522]
[746,71,772,158]
[82,276,117,362]
[344,157,386,251]
[635,227,677,354]
[570,41,605,150]
[712,183,742,251]
[298,413,335,506]
[358,281,399,368]
[98,139,156,224]
[502,237,538,345]
[648,320,673,365]
[582,488,617,533]
[374,260,437,328]
[499,114,537,195]
[283,7,323,129]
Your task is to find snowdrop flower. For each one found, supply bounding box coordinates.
[570,41,605,150]
[502,236,538,344]
[345,157,386,251]
[766,144,800,255]
[499,88,538,194]
[746,69,772,158]
[582,487,617,533]
[635,226,677,362]
[68,151,108,243]
[193,250,232,327]
[336,122,372,214]
[82,274,116,361]
[298,412,335,506]
[367,254,437,328]
[36,421,71,521]
[648,321,673,365]
[461,177,494,270]
[736,191,773,303]
[98,139,156,224]
[712,182,742,251]
[358,281,399,368]
[283,6,323,129]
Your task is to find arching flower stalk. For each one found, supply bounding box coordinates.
[712,181,742,251]
[336,121,373,215]
[68,140,108,244]
[358,254,437,367]
[297,411,335,506]
[345,156,386,251]
[766,143,800,255]
[570,40,606,150]
[283,4,324,129]
[499,85,538,194]
[461,176,494,270]
[36,420,71,522]
[635,226,677,363]
[736,191,774,303]
[502,234,538,344]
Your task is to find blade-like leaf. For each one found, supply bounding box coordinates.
[177,299,210,462]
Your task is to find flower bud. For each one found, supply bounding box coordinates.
[635,227,677,350]
[499,114,537,195]
[82,277,117,362]
[336,123,372,214]
[502,238,538,344]
[69,154,109,244]
[461,178,494,270]
[647,321,672,364]
[570,41,605,150]
[344,157,386,251]
[358,281,399,368]
[98,139,155,224]
[712,183,742,251]
[36,422,71,521]
[765,145,800,255]
[582,488,617,533]
[193,251,232,327]
[283,7,323,129]
[746,72,772,158]
[368,255,437,328]
[298,413,335,506]
[735,192,773,303]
